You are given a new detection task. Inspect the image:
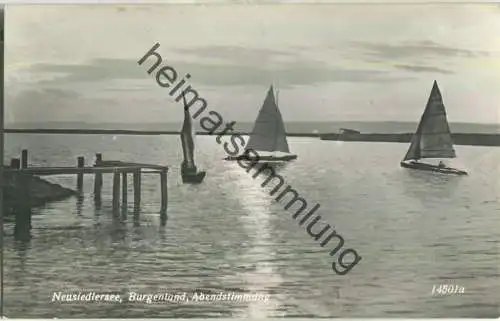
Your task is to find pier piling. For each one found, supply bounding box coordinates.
[160,168,168,226]
[21,149,28,168]
[76,156,84,191]
[13,173,32,240]
[133,169,141,209]
[95,153,102,165]
[7,152,169,233]
[93,153,103,199]
[10,158,20,169]
[121,173,128,218]
[133,169,141,222]
[112,170,120,214]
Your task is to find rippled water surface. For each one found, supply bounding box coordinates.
[3,134,500,318]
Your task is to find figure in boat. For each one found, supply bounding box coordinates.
[180,93,206,184]
[400,80,468,176]
[225,84,297,162]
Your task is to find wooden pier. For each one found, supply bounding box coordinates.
[5,149,169,240]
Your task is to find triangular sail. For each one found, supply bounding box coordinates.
[245,85,290,153]
[403,81,457,161]
[180,94,196,169]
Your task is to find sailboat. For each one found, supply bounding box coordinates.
[225,85,297,162]
[180,93,206,184]
[400,80,468,176]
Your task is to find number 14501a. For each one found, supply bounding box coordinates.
[431,284,465,296]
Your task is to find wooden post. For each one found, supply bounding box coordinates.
[95,153,102,166]
[21,149,28,168]
[14,173,31,240]
[160,169,168,226]
[94,191,102,212]
[133,169,141,209]
[10,158,20,169]
[76,156,84,191]
[121,172,128,218]
[112,170,120,214]
[93,153,102,199]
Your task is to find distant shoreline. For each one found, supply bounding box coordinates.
[4,128,319,137]
[4,128,500,147]
[319,133,500,147]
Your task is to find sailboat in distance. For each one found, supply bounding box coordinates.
[400,80,468,176]
[225,84,297,162]
[180,93,206,184]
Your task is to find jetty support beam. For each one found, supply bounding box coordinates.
[121,172,128,218]
[13,173,31,240]
[160,168,167,226]
[21,149,28,169]
[133,169,141,223]
[76,156,84,191]
[10,158,20,169]
[93,153,103,203]
[112,170,120,214]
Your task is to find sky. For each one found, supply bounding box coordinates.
[5,3,500,124]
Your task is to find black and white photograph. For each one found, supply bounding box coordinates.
[1,2,499,318]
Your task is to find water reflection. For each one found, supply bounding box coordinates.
[121,200,128,221]
[12,239,30,274]
[257,161,289,171]
[400,169,462,202]
[76,193,84,217]
[160,209,167,227]
[94,192,102,213]
[225,163,284,317]
[133,208,140,227]
[13,207,31,242]
[109,221,128,244]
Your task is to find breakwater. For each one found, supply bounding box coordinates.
[3,171,78,220]
[319,133,500,147]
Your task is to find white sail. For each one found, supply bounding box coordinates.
[180,95,196,169]
[245,85,290,153]
[403,80,457,161]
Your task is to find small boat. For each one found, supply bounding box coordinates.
[400,80,468,176]
[180,94,206,184]
[225,84,297,162]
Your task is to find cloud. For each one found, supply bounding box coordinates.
[26,46,414,88]
[11,88,82,106]
[30,59,144,83]
[6,88,119,122]
[25,41,489,89]
[351,40,490,60]
[346,40,496,75]
[173,46,299,65]
[393,64,454,74]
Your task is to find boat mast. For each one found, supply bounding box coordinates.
[275,79,279,106]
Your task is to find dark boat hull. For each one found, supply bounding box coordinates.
[400,161,468,176]
[181,171,206,184]
[224,154,297,161]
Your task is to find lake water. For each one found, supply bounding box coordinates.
[2,134,499,318]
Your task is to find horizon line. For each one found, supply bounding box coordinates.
[5,120,499,125]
